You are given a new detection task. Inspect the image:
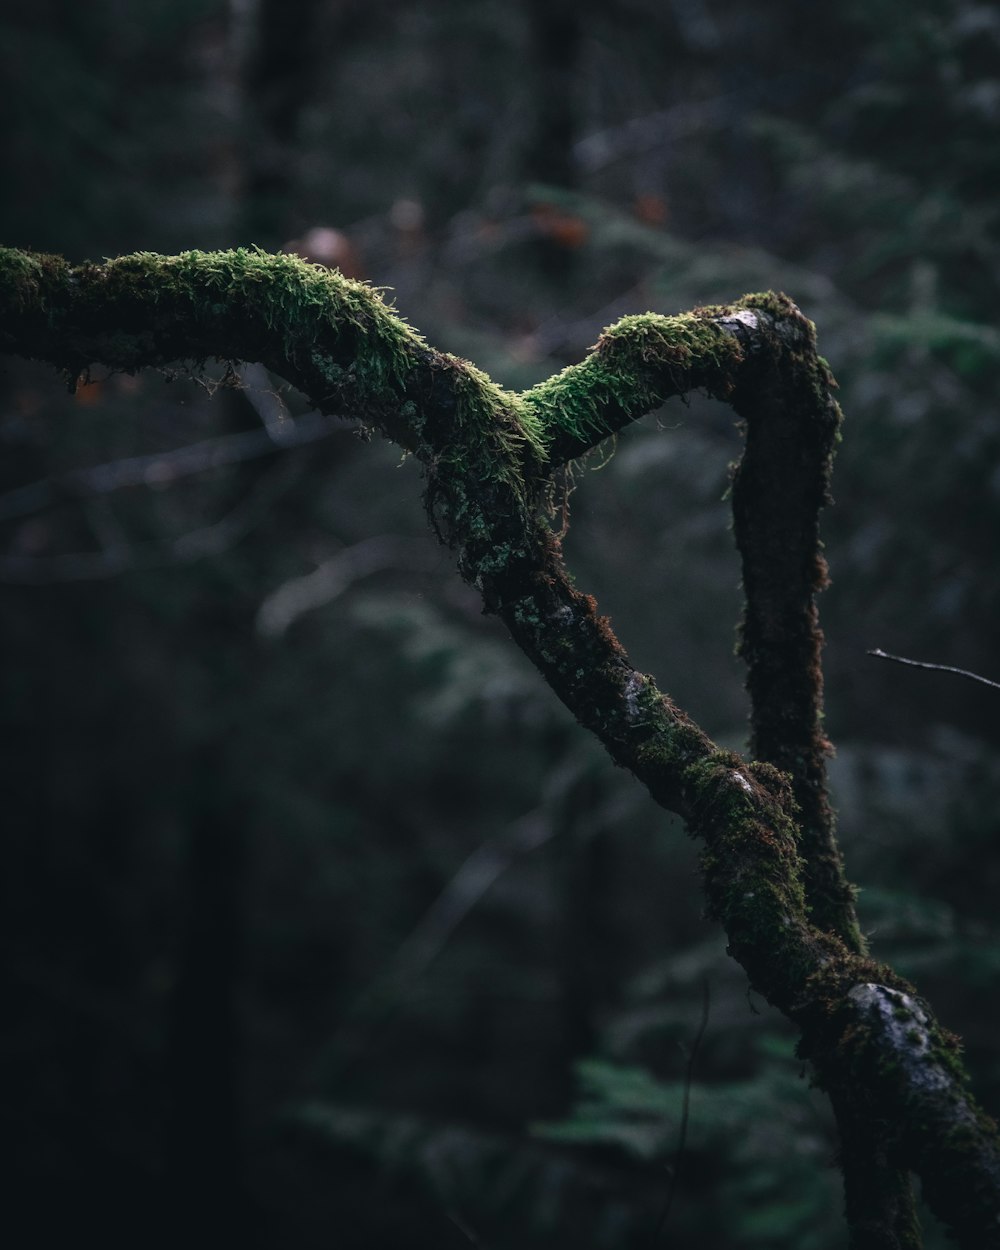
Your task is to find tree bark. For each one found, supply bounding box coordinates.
[2,245,998,1246]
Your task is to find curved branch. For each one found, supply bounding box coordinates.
[722,301,916,1243]
[0,245,545,491]
[725,306,861,952]
[1,246,998,1244]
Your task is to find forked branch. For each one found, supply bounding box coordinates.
[1,246,998,1246]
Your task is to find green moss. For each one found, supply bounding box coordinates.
[678,750,815,992]
[737,289,811,327]
[0,247,47,308]
[635,718,713,776]
[635,732,814,979]
[6,259,831,599]
[92,247,425,386]
[0,246,550,579]
[0,248,76,335]
[520,308,745,453]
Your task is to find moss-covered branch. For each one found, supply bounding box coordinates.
[2,245,998,1246]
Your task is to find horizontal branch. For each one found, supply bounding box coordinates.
[0,245,543,464]
[0,458,299,583]
[0,247,822,595]
[1,247,814,473]
[520,304,768,464]
[0,410,340,524]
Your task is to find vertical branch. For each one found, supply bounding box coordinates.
[729,302,862,954]
[729,300,920,1248]
[828,1085,923,1250]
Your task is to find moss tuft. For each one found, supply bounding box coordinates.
[520,308,745,457]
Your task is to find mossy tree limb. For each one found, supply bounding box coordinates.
[2,245,998,1247]
[722,298,917,1245]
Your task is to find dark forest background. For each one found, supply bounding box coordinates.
[2,1,999,1246]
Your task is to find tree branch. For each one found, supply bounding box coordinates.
[0,410,340,524]
[2,245,998,1245]
[0,457,300,582]
[722,294,917,1245]
[869,648,1000,692]
[255,534,438,637]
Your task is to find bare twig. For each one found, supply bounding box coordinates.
[0,458,300,583]
[652,978,711,1246]
[255,534,440,638]
[868,648,1000,692]
[313,757,638,1086]
[446,1210,485,1248]
[0,410,340,524]
[237,361,295,441]
[574,97,736,172]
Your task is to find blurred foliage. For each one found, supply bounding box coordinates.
[1,0,998,1246]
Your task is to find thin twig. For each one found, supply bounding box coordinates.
[255,534,440,638]
[312,757,637,1087]
[651,978,711,1246]
[868,648,1000,692]
[446,1210,485,1248]
[0,458,301,583]
[0,411,340,524]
